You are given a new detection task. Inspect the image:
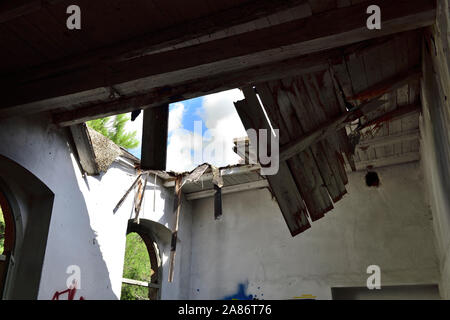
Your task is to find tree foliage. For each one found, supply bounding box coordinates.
[87,114,139,149]
[121,232,154,300]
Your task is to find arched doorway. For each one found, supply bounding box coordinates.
[0,155,54,299]
[0,190,15,299]
[121,222,162,300]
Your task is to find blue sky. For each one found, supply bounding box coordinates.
[125,89,246,172]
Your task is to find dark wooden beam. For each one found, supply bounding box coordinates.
[2,0,307,80]
[358,103,421,130]
[348,67,422,102]
[0,0,63,23]
[52,50,333,126]
[2,0,435,112]
[140,104,169,171]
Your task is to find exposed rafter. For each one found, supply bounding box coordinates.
[1,0,435,118]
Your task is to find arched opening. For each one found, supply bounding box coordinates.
[0,190,15,299]
[0,155,54,299]
[121,223,161,300]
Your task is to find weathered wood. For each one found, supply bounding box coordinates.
[141,104,169,171]
[122,278,160,289]
[3,0,435,113]
[113,174,143,214]
[353,152,420,171]
[69,124,99,175]
[260,80,334,220]
[5,0,308,80]
[214,184,222,220]
[51,51,331,126]
[349,68,422,101]
[279,98,387,162]
[186,179,269,201]
[234,97,310,236]
[358,103,421,130]
[0,0,63,23]
[357,129,420,150]
[168,176,182,283]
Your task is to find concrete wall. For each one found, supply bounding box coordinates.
[420,1,450,299]
[0,114,192,299]
[188,162,439,300]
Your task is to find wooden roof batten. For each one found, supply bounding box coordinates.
[0,0,436,123]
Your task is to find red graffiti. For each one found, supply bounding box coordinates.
[52,282,84,300]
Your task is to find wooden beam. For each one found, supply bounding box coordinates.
[279,67,422,162]
[69,124,99,175]
[358,103,421,130]
[234,95,311,236]
[140,105,169,170]
[163,164,261,188]
[122,278,160,289]
[356,129,420,150]
[186,179,269,201]
[349,68,422,102]
[352,152,420,171]
[2,0,435,112]
[5,0,308,81]
[52,52,332,126]
[0,0,63,23]
[279,98,387,162]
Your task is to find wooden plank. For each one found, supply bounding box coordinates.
[185,180,269,201]
[356,129,420,150]
[279,98,386,162]
[234,96,310,236]
[358,103,421,130]
[69,124,99,175]
[141,104,169,170]
[353,152,420,170]
[264,79,334,217]
[6,0,308,79]
[214,184,222,220]
[279,66,421,162]
[0,0,63,23]
[2,0,436,111]
[122,278,160,289]
[168,176,182,283]
[349,67,422,102]
[51,51,331,126]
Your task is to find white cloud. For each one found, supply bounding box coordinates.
[124,90,248,172]
[168,102,185,132]
[197,89,247,167]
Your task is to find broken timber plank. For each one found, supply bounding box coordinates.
[168,176,182,282]
[141,104,169,170]
[234,95,310,236]
[279,98,387,162]
[69,124,99,175]
[259,81,333,220]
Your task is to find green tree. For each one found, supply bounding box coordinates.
[87,114,139,149]
[121,232,154,300]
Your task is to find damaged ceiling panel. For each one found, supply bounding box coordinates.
[234,31,423,237]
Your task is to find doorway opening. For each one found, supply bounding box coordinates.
[0,190,15,299]
[121,225,161,300]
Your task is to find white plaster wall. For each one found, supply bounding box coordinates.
[420,3,450,299]
[0,114,192,299]
[188,162,439,300]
